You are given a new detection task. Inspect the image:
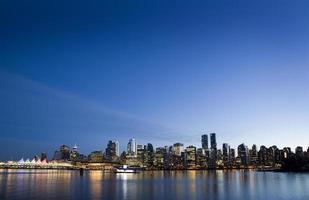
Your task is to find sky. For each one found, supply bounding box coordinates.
[1,0,309,160]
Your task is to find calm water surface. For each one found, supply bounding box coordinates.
[0,169,308,200]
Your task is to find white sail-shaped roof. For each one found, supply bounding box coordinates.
[31,159,36,164]
[41,159,47,164]
[25,159,30,163]
[18,158,24,163]
[36,159,41,164]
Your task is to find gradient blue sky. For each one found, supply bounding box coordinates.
[1,0,309,160]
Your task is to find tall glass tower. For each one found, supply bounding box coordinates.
[201,134,208,149]
[127,138,137,156]
[210,133,217,150]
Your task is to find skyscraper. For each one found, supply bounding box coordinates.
[115,141,120,157]
[209,133,217,168]
[210,133,217,149]
[238,143,249,166]
[106,140,117,161]
[201,134,208,149]
[72,144,78,153]
[173,143,184,156]
[222,143,230,166]
[185,145,197,168]
[127,138,137,157]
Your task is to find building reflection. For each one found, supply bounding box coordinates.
[88,171,103,199]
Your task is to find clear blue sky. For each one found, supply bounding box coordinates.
[1,0,309,160]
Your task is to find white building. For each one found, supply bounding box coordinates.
[127,138,137,157]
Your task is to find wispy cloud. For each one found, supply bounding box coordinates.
[0,70,192,159]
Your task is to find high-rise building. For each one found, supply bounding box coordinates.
[250,144,258,165]
[238,143,249,166]
[222,143,230,166]
[196,148,206,167]
[115,141,120,157]
[127,138,137,157]
[230,148,235,165]
[210,133,217,150]
[201,134,208,149]
[145,143,154,167]
[53,144,70,160]
[88,151,104,163]
[258,145,268,165]
[41,152,47,161]
[185,145,197,168]
[209,133,217,168]
[72,144,78,153]
[106,140,117,161]
[173,143,184,156]
[295,146,303,156]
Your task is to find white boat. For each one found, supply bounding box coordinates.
[114,165,138,173]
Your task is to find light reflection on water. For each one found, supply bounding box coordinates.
[0,169,309,200]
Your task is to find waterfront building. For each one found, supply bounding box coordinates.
[185,145,197,169]
[173,143,184,156]
[258,146,268,165]
[115,141,120,157]
[238,143,249,166]
[41,152,47,161]
[295,146,304,157]
[105,140,118,161]
[145,143,154,168]
[283,147,292,159]
[196,148,207,168]
[201,134,208,149]
[154,147,166,169]
[53,145,70,161]
[136,145,145,165]
[222,143,230,167]
[88,151,104,163]
[210,133,217,149]
[60,145,71,160]
[208,133,217,168]
[72,144,78,153]
[230,148,236,165]
[127,138,137,157]
[217,149,223,166]
[250,144,258,166]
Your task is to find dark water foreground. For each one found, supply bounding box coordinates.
[0,169,308,200]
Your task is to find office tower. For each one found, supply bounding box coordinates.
[115,141,120,157]
[283,147,291,159]
[295,146,303,156]
[209,133,217,168]
[173,143,184,156]
[196,148,206,167]
[268,145,279,166]
[70,145,79,161]
[210,133,217,149]
[127,138,137,157]
[238,143,249,166]
[41,152,47,161]
[154,147,166,169]
[72,144,78,153]
[60,144,70,160]
[230,148,235,165]
[88,151,104,162]
[145,143,154,167]
[106,140,117,161]
[201,134,208,149]
[222,143,230,166]
[258,145,268,165]
[185,145,197,168]
[250,144,258,165]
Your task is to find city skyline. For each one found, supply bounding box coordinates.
[1,1,309,160]
[2,133,308,163]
